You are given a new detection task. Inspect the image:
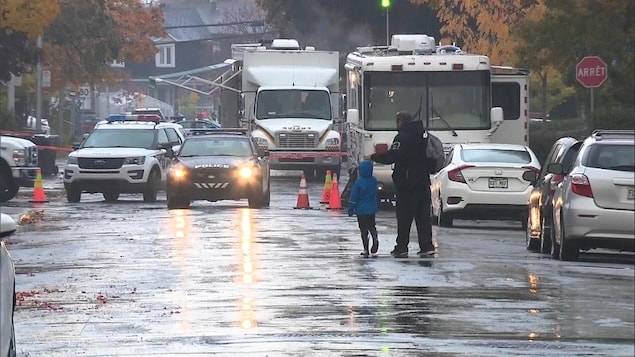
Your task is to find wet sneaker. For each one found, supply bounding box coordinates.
[417,249,436,257]
[370,239,379,254]
[390,248,408,258]
[360,250,369,257]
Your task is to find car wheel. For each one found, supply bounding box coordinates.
[430,200,438,226]
[263,179,271,207]
[65,184,81,203]
[559,216,579,261]
[539,213,552,254]
[143,168,160,203]
[550,218,560,259]
[438,197,453,228]
[525,216,540,251]
[0,168,19,203]
[166,190,189,209]
[103,191,120,202]
[248,182,265,208]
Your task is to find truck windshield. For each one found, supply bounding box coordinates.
[256,89,331,120]
[364,70,490,131]
[82,129,156,149]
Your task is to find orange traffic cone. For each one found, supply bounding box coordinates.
[294,173,311,209]
[320,170,332,204]
[327,173,342,210]
[30,168,48,203]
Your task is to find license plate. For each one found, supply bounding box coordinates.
[628,187,634,200]
[488,177,508,189]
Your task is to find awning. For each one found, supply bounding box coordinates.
[148,61,241,95]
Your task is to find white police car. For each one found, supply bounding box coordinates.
[64,114,185,203]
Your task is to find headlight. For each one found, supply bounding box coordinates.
[254,137,269,148]
[238,166,253,179]
[325,138,340,146]
[170,166,188,180]
[12,149,26,166]
[66,156,78,165]
[123,156,145,165]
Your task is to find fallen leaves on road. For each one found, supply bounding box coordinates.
[15,288,63,311]
[18,210,45,225]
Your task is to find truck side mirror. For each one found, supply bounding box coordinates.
[346,109,359,124]
[490,107,503,125]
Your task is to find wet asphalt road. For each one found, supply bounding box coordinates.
[1,170,634,356]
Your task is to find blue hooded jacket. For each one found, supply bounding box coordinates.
[348,160,378,216]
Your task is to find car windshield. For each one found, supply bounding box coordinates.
[82,129,156,149]
[461,149,531,164]
[584,144,635,172]
[179,138,252,157]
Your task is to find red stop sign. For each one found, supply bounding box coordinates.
[576,56,608,88]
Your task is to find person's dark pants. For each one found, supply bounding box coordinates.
[357,214,377,251]
[395,186,433,253]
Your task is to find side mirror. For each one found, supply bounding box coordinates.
[72,142,81,150]
[257,148,270,157]
[547,163,564,175]
[346,109,359,124]
[490,107,504,125]
[522,170,539,183]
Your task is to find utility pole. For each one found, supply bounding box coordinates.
[35,35,43,132]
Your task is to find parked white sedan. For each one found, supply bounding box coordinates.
[1,213,17,357]
[431,143,541,228]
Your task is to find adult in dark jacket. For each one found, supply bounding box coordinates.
[348,160,379,256]
[370,112,435,258]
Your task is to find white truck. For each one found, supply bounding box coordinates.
[235,40,343,179]
[342,34,529,203]
[150,39,344,180]
[0,136,39,202]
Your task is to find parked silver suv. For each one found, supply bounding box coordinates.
[549,130,634,261]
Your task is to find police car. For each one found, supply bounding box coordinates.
[64,114,185,203]
[166,129,270,209]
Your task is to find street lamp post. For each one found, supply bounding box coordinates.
[381,0,391,46]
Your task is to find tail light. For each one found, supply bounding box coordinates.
[448,164,474,183]
[549,174,564,195]
[571,174,593,198]
[375,143,388,153]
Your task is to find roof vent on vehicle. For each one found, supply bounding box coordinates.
[436,44,462,55]
[271,39,301,50]
[391,34,436,55]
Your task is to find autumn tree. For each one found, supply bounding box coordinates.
[516,0,634,128]
[0,0,60,81]
[44,0,165,90]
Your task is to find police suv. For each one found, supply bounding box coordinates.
[64,114,185,203]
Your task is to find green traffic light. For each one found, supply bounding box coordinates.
[381,0,391,8]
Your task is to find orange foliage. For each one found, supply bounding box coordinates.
[106,0,166,62]
[0,0,60,38]
[411,0,545,65]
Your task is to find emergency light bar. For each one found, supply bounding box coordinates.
[188,128,247,136]
[106,114,162,123]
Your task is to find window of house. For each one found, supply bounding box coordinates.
[156,44,175,68]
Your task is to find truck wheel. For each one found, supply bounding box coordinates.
[66,185,81,203]
[143,168,160,203]
[0,169,19,203]
[103,191,120,202]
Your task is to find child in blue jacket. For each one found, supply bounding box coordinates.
[348,160,379,257]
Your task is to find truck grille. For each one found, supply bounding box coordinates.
[276,132,318,149]
[78,158,124,169]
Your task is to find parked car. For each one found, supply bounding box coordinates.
[549,130,634,261]
[166,129,271,209]
[1,213,17,357]
[524,137,582,253]
[431,143,541,228]
[64,114,185,203]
